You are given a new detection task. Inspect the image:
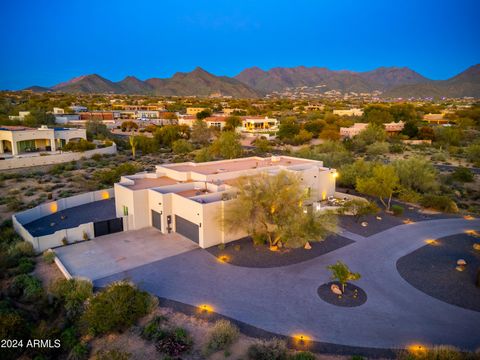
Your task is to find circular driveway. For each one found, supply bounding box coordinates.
[94,218,480,351]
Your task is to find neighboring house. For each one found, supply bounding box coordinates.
[54,114,81,124]
[114,156,336,248]
[423,113,449,124]
[240,116,278,133]
[70,105,88,113]
[53,107,65,114]
[8,111,31,121]
[178,115,227,130]
[0,125,87,156]
[79,112,115,121]
[333,108,364,117]
[340,121,404,138]
[186,107,208,115]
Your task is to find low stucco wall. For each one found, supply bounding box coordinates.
[0,143,117,170]
[13,188,114,253]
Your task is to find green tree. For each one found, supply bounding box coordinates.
[221,171,337,248]
[338,159,375,188]
[225,115,242,130]
[327,261,361,292]
[401,121,419,138]
[196,109,212,120]
[393,157,439,193]
[356,164,399,210]
[365,142,389,156]
[210,131,242,159]
[363,107,394,125]
[356,124,387,145]
[190,119,212,145]
[277,117,300,140]
[154,125,183,147]
[340,199,379,223]
[121,121,139,132]
[86,119,109,140]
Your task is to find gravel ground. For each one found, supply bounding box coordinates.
[317,281,367,307]
[206,234,354,268]
[396,233,480,312]
[24,198,116,236]
[337,188,459,237]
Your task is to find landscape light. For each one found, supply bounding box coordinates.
[49,202,58,213]
[198,304,214,313]
[101,191,110,200]
[218,255,230,263]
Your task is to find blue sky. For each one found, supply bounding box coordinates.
[0,0,479,89]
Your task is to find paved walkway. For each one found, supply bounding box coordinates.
[94,218,480,350]
[55,228,198,280]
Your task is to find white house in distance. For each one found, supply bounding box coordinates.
[114,156,336,248]
[8,111,31,121]
[340,121,405,138]
[0,125,87,156]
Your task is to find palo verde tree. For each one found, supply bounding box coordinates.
[356,164,399,210]
[327,261,361,292]
[221,171,337,248]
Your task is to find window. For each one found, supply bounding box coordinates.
[122,205,128,216]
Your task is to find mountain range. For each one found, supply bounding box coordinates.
[24,64,480,98]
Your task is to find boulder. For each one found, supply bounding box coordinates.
[304,242,312,250]
[457,259,467,266]
[456,265,465,272]
[376,216,382,220]
[361,221,368,227]
[473,243,480,251]
[331,284,342,295]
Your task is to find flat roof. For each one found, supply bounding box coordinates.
[24,199,116,237]
[125,176,178,190]
[164,157,315,175]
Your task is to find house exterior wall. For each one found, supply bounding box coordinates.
[113,156,337,249]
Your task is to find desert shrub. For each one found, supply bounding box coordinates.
[420,194,458,213]
[204,320,239,354]
[391,204,404,216]
[451,167,474,182]
[96,348,131,360]
[90,153,102,161]
[15,257,35,274]
[68,342,90,360]
[389,143,404,154]
[247,338,288,360]
[397,345,468,360]
[11,241,35,257]
[63,139,96,152]
[82,231,89,241]
[9,274,43,302]
[49,278,93,320]
[61,326,80,350]
[141,315,169,341]
[155,327,193,357]
[366,142,389,156]
[172,139,193,154]
[431,153,447,162]
[94,162,141,186]
[290,351,317,360]
[81,281,154,335]
[351,356,364,360]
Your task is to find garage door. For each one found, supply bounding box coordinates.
[151,210,162,231]
[175,215,199,244]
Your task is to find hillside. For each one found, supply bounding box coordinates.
[45,68,261,98]
[382,64,480,98]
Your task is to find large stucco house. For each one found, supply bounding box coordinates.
[114,156,336,248]
[0,125,87,156]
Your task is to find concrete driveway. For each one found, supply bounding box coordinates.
[54,228,198,281]
[95,218,480,351]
